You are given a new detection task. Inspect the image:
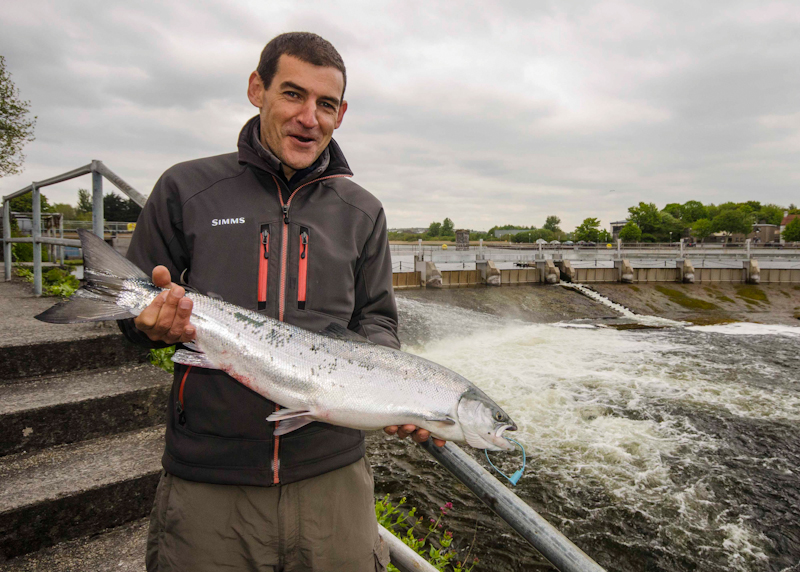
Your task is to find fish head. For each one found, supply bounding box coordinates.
[456,388,517,451]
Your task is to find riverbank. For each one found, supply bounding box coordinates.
[591,282,800,326]
[395,282,800,327]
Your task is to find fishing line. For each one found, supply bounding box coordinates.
[485,438,526,486]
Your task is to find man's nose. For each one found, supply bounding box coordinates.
[296,100,319,129]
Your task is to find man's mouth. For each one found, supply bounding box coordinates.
[289,134,315,144]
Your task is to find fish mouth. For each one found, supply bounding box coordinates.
[492,424,517,451]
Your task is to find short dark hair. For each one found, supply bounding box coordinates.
[257,32,347,98]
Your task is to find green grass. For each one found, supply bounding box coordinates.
[628,285,641,292]
[735,286,769,303]
[654,285,719,310]
[716,295,735,303]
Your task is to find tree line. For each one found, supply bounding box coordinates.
[388,200,800,244]
[6,189,143,222]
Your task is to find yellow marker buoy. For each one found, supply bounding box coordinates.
[442,244,448,250]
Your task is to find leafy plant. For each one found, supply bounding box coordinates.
[149,346,176,374]
[13,265,78,297]
[375,495,479,572]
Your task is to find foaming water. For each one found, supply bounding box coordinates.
[392,295,800,572]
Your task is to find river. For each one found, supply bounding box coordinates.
[367,290,800,572]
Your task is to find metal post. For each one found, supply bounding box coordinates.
[420,441,606,572]
[680,238,684,258]
[418,238,423,261]
[616,238,621,259]
[3,200,11,281]
[91,161,104,239]
[32,184,42,296]
[746,238,751,259]
[58,214,64,265]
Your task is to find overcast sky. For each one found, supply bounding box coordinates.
[2,1,799,231]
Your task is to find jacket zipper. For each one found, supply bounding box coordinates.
[176,365,192,425]
[258,225,270,310]
[270,173,350,485]
[298,227,309,309]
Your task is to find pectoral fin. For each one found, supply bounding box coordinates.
[267,409,316,435]
[172,349,217,369]
[423,415,456,425]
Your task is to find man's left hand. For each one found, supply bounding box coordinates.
[384,425,446,447]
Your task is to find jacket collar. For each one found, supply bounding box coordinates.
[237,115,353,188]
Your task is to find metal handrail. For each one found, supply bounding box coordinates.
[2,160,144,293]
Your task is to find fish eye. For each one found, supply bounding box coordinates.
[494,411,504,422]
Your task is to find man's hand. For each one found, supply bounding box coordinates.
[134,265,196,344]
[384,425,445,447]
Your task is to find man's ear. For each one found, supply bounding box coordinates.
[335,100,348,129]
[247,71,264,109]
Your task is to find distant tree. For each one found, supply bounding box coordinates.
[598,229,612,243]
[543,215,561,233]
[427,221,442,237]
[51,203,77,219]
[627,202,661,235]
[9,192,52,213]
[782,218,800,242]
[691,219,713,243]
[1,56,37,177]
[574,218,601,242]
[441,217,455,236]
[712,209,751,236]
[662,203,683,220]
[77,189,93,215]
[681,200,708,223]
[618,221,642,242]
[104,192,142,222]
[660,212,687,242]
[756,204,785,225]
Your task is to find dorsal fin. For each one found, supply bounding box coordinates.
[318,322,373,344]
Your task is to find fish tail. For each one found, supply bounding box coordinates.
[35,229,150,324]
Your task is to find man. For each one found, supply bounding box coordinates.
[120,32,442,572]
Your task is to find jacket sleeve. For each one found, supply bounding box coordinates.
[348,208,400,349]
[117,170,191,349]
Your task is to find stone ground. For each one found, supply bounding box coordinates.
[0,277,118,347]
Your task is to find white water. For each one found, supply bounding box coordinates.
[396,296,800,570]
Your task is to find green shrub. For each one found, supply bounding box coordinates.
[375,495,478,572]
[149,346,176,374]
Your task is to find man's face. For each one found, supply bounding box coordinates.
[247,55,347,177]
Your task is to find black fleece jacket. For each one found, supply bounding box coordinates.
[120,115,399,486]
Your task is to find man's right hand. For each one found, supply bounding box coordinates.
[134,265,196,344]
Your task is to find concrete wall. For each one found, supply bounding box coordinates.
[694,268,746,283]
[392,271,421,289]
[500,268,539,284]
[574,268,617,283]
[632,268,681,283]
[440,270,481,287]
[760,268,800,283]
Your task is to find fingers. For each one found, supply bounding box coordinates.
[134,273,195,343]
[382,425,446,447]
[151,265,172,288]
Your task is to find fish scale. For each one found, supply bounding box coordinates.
[35,229,517,451]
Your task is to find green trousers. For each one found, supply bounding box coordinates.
[146,457,390,571]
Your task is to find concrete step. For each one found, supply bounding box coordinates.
[0,334,150,382]
[0,519,148,572]
[0,426,163,561]
[0,364,171,456]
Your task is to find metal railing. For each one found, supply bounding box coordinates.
[2,160,145,295]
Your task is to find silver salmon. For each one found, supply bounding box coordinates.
[36,230,517,451]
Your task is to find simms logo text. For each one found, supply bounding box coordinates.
[212,217,245,226]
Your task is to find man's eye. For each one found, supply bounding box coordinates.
[285,91,299,98]
[320,102,335,110]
